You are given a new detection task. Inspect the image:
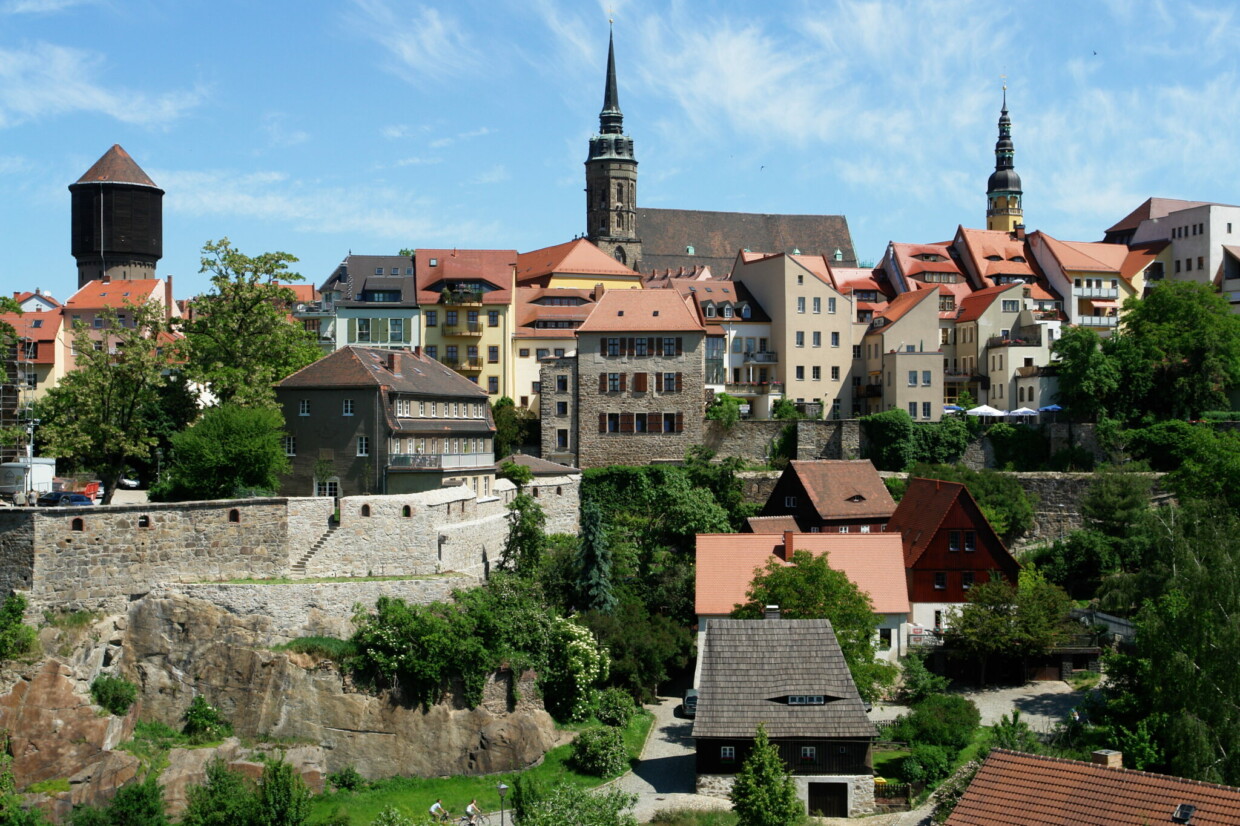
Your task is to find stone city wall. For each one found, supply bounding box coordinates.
[0,475,581,614]
[702,419,864,465]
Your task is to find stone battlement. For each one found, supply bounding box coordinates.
[0,475,580,614]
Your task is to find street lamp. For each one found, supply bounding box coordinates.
[497,782,509,826]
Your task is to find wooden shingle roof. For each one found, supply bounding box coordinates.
[692,619,877,740]
[947,749,1240,826]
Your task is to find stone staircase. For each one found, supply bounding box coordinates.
[291,524,338,576]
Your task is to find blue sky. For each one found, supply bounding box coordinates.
[2,0,1238,301]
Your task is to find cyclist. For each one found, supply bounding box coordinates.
[429,799,449,822]
[465,798,484,825]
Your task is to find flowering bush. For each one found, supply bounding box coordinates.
[541,616,610,722]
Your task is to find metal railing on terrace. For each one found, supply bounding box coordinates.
[1073,286,1119,299]
[1078,315,1118,328]
[388,453,495,469]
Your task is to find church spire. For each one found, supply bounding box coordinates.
[599,26,623,135]
[986,82,1023,233]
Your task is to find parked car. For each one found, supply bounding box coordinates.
[683,688,698,718]
[36,492,95,507]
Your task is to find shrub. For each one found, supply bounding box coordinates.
[889,694,980,754]
[90,675,138,716]
[0,593,38,661]
[571,726,628,777]
[327,765,365,793]
[274,636,356,662]
[898,652,950,705]
[901,743,952,784]
[183,696,232,743]
[596,687,637,728]
[369,807,413,826]
[861,409,915,471]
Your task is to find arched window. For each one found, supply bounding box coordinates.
[71,518,84,532]
[402,505,412,517]
[228,509,240,523]
[614,247,626,265]
[532,487,540,498]
[556,486,563,496]
[361,504,372,517]
[138,515,151,528]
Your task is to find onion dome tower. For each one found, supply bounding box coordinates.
[985,87,1023,233]
[70,144,164,288]
[585,25,641,268]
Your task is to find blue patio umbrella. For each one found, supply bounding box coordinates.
[1038,404,1063,412]
[943,404,964,412]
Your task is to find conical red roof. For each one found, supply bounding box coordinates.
[74,144,159,188]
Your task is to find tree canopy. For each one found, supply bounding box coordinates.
[181,238,321,409]
[37,302,176,503]
[150,403,289,501]
[733,549,893,701]
[730,724,802,826]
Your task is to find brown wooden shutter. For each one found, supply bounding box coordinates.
[620,412,634,433]
[647,336,655,355]
[655,373,664,392]
[598,412,607,433]
[628,337,636,356]
[600,339,606,355]
[675,372,683,392]
[676,337,683,355]
[676,412,684,432]
[634,372,647,392]
[649,411,663,433]
[598,373,607,392]
[619,373,627,391]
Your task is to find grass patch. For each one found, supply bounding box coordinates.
[25,778,70,795]
[43,608,99,630]
[118,719,223,777]
[272,636,356,662]
[216,574,464,585]
[1066,670,1101,691]
[873,747,912,782]
[307,710,653,825]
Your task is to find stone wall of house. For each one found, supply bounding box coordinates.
[796,420,864,461]
[1005,471,1166,549]
[698,772,874,817]
[539,357,579,467]
[0,476,581,614]
[159,577,469,644]
[701,419,866,465]
[702,420,790,461]
[575,334,706,468]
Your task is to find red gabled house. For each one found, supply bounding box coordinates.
[885,477,1020,632]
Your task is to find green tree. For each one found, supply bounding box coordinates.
[730,724,802,826]
[0,733,49,825]
[501,493,546,578]
[983,710,1040,756]
[182,238,321,409]
[0,593,38,661]
[150,404,289,501]
[181,760,257,826]
[576,500,615,613]
[38,302,172,504]
[1120,280,1240,419]
[70,776,169,826]
[255,757,310,826]
[944,568,1072,685]
[684,446,758,529]
[491,397,535,458]
[1051,325,1121,420]
[582,601,691,702]
[705,392,742,428]
[517,784,637,826]
[861,408,914,471]
[497,460,533,489]
[770,398,800,420]
[733,550,893,701]
[540,616,609,721]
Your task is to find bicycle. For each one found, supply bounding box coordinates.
[457,814,491,826]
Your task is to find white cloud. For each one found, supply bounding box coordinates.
[470,164,509,185]
[346,0,480,85]
[2,0,95,13]
[158,168,495,241]
[0,42,203,128]
[261,113,309,148]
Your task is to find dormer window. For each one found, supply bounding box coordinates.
[722,306,733,318]
[705,306,716,318]
[741,305,751,318]
[847,494,866,502]
[787,695,826,705]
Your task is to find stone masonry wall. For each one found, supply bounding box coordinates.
[796,420,863,461]
[2,476,582,614]
[700,419,864,464]
[576,333,706,468]
[698,773,874,817]
[160,577,469,643]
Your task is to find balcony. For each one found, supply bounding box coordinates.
[389,453,495,470]
[724,381,783,395]
[442,322,484,337]
[1073,286,1119,299]
[743,351,778,364]
[863,384,883,398]
[440,290,483,306]
[1078,315,1118,328]
[293,300,334,317]
[944,369,971,383]
[987,334,1042,348]
[442,357,483,372]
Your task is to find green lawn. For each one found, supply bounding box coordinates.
[872,748,911,782]
[308,710,654,825]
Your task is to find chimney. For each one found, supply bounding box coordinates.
[764,605,781,620]
[782,530,794,559]
[1014,224,1026,241]
[165,275,174,321]
[414,345,422,357]
[1091,749,1122,769]
[101,273,110,284]
[387,352,398,371]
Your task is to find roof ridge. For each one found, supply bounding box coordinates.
[991,748,1240,792]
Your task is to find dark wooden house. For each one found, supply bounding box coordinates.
[750,460,896,534]
[692,616,878,817]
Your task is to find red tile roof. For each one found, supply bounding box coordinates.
[515,239,642,284]
[955,283,1022,323]
[695,532,910,616]
[744,515,801,534]
[783,460,896,521]
[886,478,1006,567]
[954,227,1040,286]
[1104,197,1213,235]
[0,311,62,363]
[872,286,937,328]
[65,279,164,310]
[1122,241,1170,282]
[74,144,159,188]
[278,346,490,399]
[12,291,62,308]
[576,288,704,333]
[947,749,1240,826]
[415,249,515,305]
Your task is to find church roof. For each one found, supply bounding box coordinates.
[637,208,857,277]
[73,145,160,189]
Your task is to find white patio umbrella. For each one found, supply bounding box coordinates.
[1008,407,1038,416]
[966,404,1006,417]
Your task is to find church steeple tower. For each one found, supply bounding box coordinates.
[986,86,1023,233]
[585,25,641,268]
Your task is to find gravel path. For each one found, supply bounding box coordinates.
[870,681,1083,731]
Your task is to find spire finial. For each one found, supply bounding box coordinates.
[599,20,623,134]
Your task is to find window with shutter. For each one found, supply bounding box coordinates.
[619,373,627,391]
[598,412,607,433]
[675,412,684,432]
[675,372,683,391]
[599,339,606,355]
[628,337,636,355]
[655,373,664,392]
[647,337,656,355]
[676,337,683,355]
[634,372,648,392]
[620,412,635,432]
[649,411,663,433]
[598,373,607,392]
